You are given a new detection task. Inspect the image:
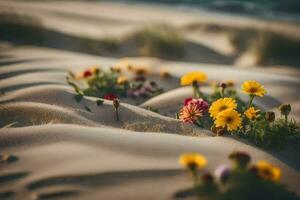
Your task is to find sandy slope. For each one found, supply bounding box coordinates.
[0,46,299,199]
[1,124,300,199]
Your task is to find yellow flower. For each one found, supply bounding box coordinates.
[117,76,128,84]
[209,98,237,119]
[253,160,281,182]
[180,71,207,86]
[242,81,266,97]
[134,67,149,76]
[179,153,207,169]
[244,107,260,120]
[215,109,242,131]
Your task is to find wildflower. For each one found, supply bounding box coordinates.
[179,104,203,123]
[226,80,235,87]
[150,81,157,88]
[180,71,207,86]
[220,82,227,97]
[76,66,99,79]
[244,107,260,120]
[181,71,207,98]
[83,70,92,78]
[252,160,281,182]
[279,104,291,126]
[265,111,275,123]
[215,109,242,132]
[179,153,207,170]
[214,165,231,183]
[113,98,120,121]
[229,151,251,169]
[179,98,209,123]
[209,98,237,119]
[110,66,122,73]
[117,76,128,85]
[279,104,291,116]
[159,69,170,78]
[104,93,118,101]
[242,81,266,97]
[184,98,209,111]
[88,65,100,74]
[134,67,149,76]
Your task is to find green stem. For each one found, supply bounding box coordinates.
[220,88,225,98]
[115,109,119,121]
[248,95,255,108]
[191,169,199,188]
[284,114,288,129]
[192,84,202,98]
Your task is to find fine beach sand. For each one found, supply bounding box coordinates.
[0,1,300,199]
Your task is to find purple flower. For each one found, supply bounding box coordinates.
[214,165,231,183]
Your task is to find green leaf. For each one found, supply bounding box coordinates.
[84,106,92,112]
[74,94,83,102]
[96,99,104,106]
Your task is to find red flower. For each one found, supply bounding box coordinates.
[83,70,92,78]
[104,93,118,101]
[184,98,193,106]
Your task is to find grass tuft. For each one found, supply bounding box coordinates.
[134,24,184,58]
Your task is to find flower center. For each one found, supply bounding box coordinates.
[250,87,257,93]
[226,117,233,124]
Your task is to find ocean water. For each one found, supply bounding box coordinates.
[107,0,300,23]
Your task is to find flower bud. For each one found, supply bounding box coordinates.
[201,173,214,183]
[220,82,227,89]
[229,151,251,169]
[265,111,275,123]
[215,165,231,183]
[113,98,120,110]
[279,104,291,116]
[150,81,157,87]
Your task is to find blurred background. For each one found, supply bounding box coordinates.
[1,0,300,71]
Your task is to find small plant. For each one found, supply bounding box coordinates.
[67,65,163,101]
[177,151,299,200]
[135,24,184,58]
[113,98,120,121]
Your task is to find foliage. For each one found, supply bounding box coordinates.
[135,24,184,58]
[67,67,163,100]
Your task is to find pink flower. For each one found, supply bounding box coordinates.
[184,98,193,106]
[179,98,209,123]
[184,98,209,113]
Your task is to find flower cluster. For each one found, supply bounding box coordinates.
[177,151,298,200]
[67,64,163,101]
[179,72,300,147]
